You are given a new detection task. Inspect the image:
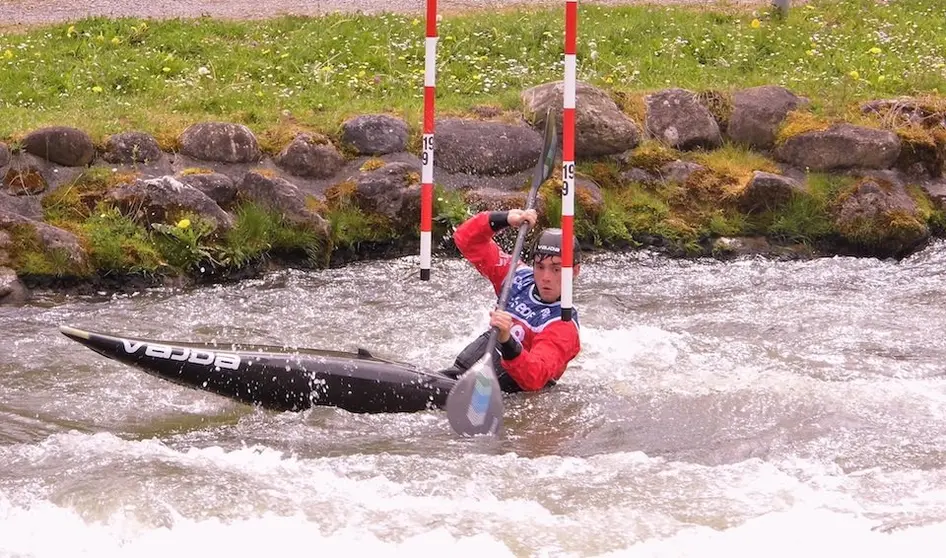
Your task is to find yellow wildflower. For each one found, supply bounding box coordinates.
[848,70,860,80]
[177,219,191,229]
[869,47,882,55]
[750,19,761,29]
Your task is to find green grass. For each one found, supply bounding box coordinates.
[82,206,165,274]
[1,0,944,143]
[3,0,945,272]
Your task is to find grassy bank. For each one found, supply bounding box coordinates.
[0,0,944,145]
[2,0,946,282]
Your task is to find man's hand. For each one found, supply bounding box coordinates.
[506,209,537,228]
[489,309,514,342]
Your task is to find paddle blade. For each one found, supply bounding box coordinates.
[445,364,504,436]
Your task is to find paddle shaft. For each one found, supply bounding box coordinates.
[483,219,534,353]
[481,130,549,361]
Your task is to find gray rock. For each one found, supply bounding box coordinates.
[108,176,234,230]
[350,162,421,231]
[0,209,88,272]
[341,114,409,155]
[727,86,807,150]
[739,171,805,213]
[775,124,901,171]
[237,171,329,234]
[23,126,95,166]
[0,266,28,305]
[179,122,261,164]
[522,80,641,156]
[0,191,42,220]
[658,160,706,184]
[435,119,542,176]
[621,167,658,186]
[275,133,345,179]
[835,179,929,258]
[920,177,946,208]
[103,131,164,164]
[176,172,237,209]
[645,88,722,150]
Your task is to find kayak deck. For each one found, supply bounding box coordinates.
[60,326,457,413]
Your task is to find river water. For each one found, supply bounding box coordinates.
[2,241,946,557]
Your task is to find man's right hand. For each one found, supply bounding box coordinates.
[507,209,538,228]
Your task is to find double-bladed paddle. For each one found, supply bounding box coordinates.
[445,108,560,436]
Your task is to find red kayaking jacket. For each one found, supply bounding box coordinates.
[453,212,581,391]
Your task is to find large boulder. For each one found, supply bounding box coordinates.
[178,122,261,164]
[775,124,901,171]
[22,126,94,167]
[738,171,805,213]
[835,178,929,258]
[645,88,722,150]
[522,80,641,156]
[341,114,409,155]
[727,86,807,150]
[175,171,237,210]
[348,162,421,230]
[108,176,234,230]
[102,131,164,164]
[0,266,28,305]
[0,210,88,273]
[275,133,345,179]
[236,170,329,234]
[435,119,542,175]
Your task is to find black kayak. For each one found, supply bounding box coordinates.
[59,326,458,413]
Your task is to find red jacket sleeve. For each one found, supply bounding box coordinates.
[453,212,511,295]
[501,320,581,391]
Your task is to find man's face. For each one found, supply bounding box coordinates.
[533,255,563,302]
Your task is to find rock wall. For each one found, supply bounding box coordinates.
[1,80,944,304]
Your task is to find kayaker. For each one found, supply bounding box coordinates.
[440,208,581,392]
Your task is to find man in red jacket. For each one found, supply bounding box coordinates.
[440,208,581,392]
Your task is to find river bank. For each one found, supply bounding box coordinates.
[1,1,944,304]
[0,0,793,28]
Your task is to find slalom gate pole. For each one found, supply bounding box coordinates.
[561,0,577,321]
[420,0,438,281]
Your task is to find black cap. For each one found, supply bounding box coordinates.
[531,228,581,264]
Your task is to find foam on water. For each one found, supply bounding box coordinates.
[602,509,946,558]
[5,247,946,556]
[4,430,946,557]
[0,499,517,558]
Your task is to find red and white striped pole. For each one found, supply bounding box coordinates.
[561,0,577,321]
[420,0,438,281]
